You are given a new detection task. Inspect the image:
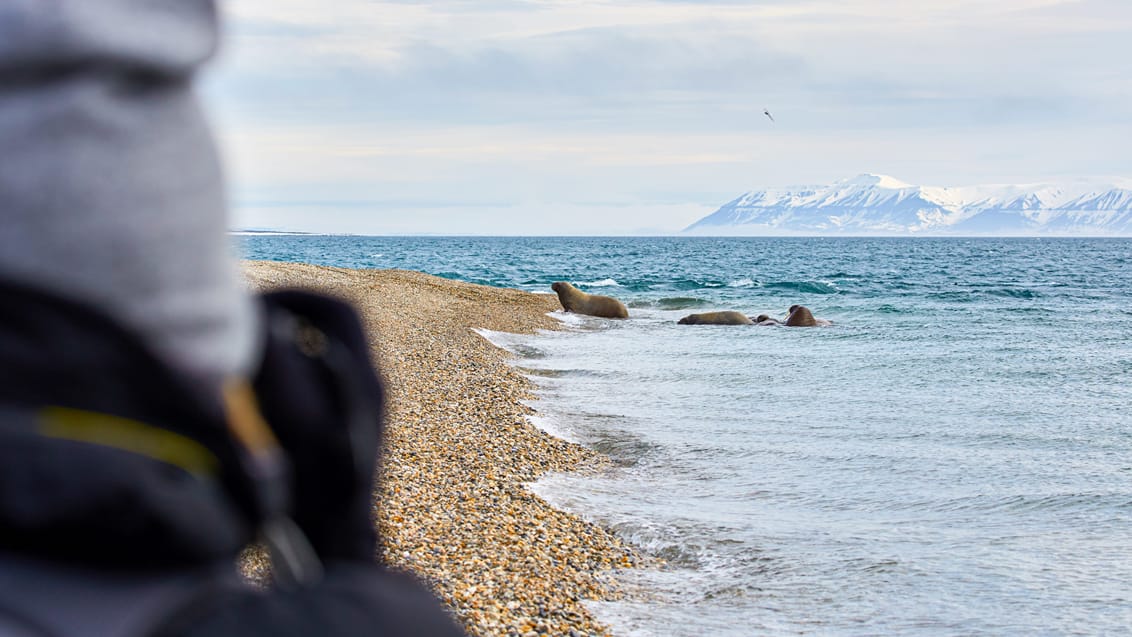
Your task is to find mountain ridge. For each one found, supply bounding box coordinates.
[685,174,1132,236]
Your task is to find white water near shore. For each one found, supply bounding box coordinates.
[489,303,1132,636]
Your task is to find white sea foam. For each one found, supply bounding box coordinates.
[546,310,588,327]
[524,414,580,443]
[472,327,507,348]
[579,278,620,287]
[728,278,756,288]
[472,328,537,354]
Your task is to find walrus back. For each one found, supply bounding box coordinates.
[677,311,754,325]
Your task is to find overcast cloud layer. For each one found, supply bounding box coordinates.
[204,0,1132,235]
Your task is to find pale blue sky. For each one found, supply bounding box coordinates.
[204,0,1132,235]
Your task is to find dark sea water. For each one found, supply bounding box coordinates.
[239,236,1132,636]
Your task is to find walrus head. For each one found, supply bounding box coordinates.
[785,305,817,327]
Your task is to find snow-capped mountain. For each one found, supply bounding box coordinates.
[684,174,1132,235]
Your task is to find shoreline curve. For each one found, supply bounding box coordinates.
[242,260,638,637]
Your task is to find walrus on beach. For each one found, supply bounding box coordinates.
[677,311,755,325]
[785,305,832,327]
[551,281,629,319]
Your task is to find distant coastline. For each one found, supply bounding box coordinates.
[229,229,318,236]
[233,230,1132,239]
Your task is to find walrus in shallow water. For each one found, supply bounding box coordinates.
[677,311,755,325]
[551,281,629,319]
[785,305,832,327]
[754,314,782,326]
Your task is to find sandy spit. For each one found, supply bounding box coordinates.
[242,261,638,637]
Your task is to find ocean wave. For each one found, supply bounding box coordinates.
[474,329,551,358]
[765,280,840,294]
[580,278,620,288]
[984,288,1043,299]
[927,291,976,302]
[548,311,590,328]
[998,306,1055,315]
[884,280,921,290]
[507,344,548,359]
[892,492,1132,513]
[589,430,662,467]
[728,278,758,288]
[628,297,709,310]
[524,414,581,444]
[876,304,908,314]
[648,279,730,292]
[609,522,706,568]
[518,367,606,379]
[517,367,567,378]
[928,288,1044,302]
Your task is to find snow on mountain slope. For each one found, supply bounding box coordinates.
[685,175,1132,235]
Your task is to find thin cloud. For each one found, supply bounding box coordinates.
[207,0,1132,234]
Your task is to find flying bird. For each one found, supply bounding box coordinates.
[764,108,775,122]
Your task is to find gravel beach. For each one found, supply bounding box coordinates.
[243,261,637,637]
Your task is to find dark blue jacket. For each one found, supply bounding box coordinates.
[0,281,465,637]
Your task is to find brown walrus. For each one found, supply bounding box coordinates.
[677,311,754,325]
[551,281,629,319]
[785,305,832,327]
[753,314,782,326]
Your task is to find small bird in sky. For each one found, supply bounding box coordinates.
[764,108,775,122]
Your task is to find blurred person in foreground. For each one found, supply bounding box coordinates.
[0,1,465,635]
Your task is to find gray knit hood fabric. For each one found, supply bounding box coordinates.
[0,0,259,389]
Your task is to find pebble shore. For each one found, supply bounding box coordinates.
[243,261,638,637]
